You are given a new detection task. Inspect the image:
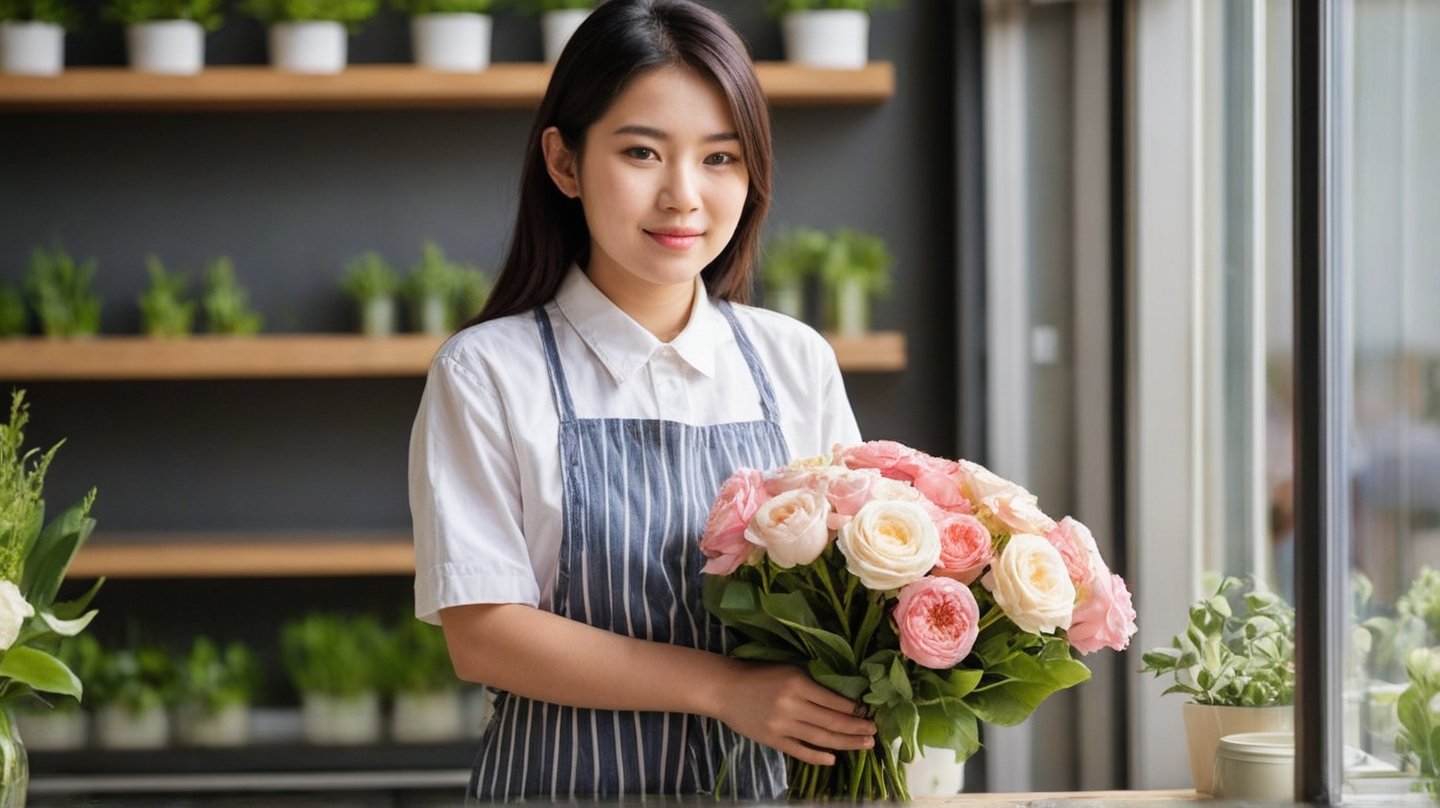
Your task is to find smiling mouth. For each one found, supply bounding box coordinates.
[645,230,704,250]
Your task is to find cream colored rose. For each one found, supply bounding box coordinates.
[985,533,1075,635]
[837,500,941,591]
[957,460,1056,536]
[0,580,35,651]
[745,488,831,568]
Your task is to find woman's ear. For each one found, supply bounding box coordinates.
[541,127,581,199]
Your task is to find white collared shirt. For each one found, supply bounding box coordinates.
[409,266,862,624]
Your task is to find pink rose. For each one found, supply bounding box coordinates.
[894,576,980,669]
[837,440,916,481]
[1068,570,1138,654]
[957,460,1057,536]
[763,463,843,497]
[908,455,973,515]
[745,488,831,568]
[1046,517,1100,590]
[700,468,769,575]
[933,513,992,584]
[824,468,883,531]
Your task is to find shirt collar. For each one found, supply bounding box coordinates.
[554,266,719,384]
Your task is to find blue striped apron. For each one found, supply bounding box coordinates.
[468,302,791,800]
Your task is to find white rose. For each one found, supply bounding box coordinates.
[984,533,1076,635]
[837,500,941,591]
[0,580,35,651]
[958,460,1056,536]
[745,487,831,568]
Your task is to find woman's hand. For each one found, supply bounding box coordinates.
[711,662,877,766]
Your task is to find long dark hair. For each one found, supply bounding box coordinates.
[463,0,773,328]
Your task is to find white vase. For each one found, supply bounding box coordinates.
[416,294,451,335]
[765,279,804,321]
[905,746,965,796]
[390,689,463,743]
[1,21,64,76]
[127,20,204,75]
[1181,702,1293,795]
[301,691,381,745]
[176,702,250,747]
[269,21,346,74]
[412,13,490,72]
[360,296,397,337]
[782,10,868,70]
[96,703,170,749]
[14,710,87,751]
[829,276,870,336]
[541,9,589,63]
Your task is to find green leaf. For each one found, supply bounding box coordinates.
[0,646,81,699]
[704,576,801,651]
[807,659,869,701]
[888,655,912,701]
[917,698,981,760]
[731,642,805,664]
[52,577,104,621]
[22,499,96,610]
[761,590,856,669]
[39,608,96,637]
[939,668,983,699]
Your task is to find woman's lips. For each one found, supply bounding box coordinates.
[645,229,703,250]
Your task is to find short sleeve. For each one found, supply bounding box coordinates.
[818,340,863,447]
[409,355,541,625]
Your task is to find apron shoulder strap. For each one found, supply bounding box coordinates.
[533,307,578,423]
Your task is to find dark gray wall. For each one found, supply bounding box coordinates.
[1,1,957,549]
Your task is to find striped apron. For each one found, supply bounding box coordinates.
[468,303,791,800]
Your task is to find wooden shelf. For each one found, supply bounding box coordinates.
[68,533,414,578]
[0,330,905,380]
[0,62,894,112]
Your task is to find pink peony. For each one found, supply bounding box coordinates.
[837,440,916,481]
[908,455,973,514]
[1046,517,1100,590]
[1068,570,1138,654]
[957,460,1057,536]
[894,576,980,669]
[824,468,883,531]
[700,468,769,575]
[933,513,993,584]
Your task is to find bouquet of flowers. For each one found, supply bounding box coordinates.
[700,441,1137,799]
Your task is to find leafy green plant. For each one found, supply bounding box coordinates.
[14,634,102,714]
[1141,575,1295,707]
[765,0,898,16]
[340,252,400,303]
[0,0,82,29]
[381,616,457,695]
[818,228,893,296]
[0,286,27,337]
[405,240,467,333]
[202,257,263,336]
[1396,645,1440,797]
[512,0,592,13]
[282,613,386,697]
[388,0,492,15]
[454,267,492,321]
[180,636,262,714]
[90,642,178,714]
[103,0,223,28]
[0,389,104,711]
[239,0,378,31]
[24,244,102,339]
[763,227,827,289]
[137,256,196,338]
[1400,567,1440,643]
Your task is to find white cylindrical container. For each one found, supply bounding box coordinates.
[360,296,397,337]
[416,294,451,335]
[782,10,868,70]
[126,20,204,74]
[541,8,589,63]
[96,704,170,750]
[831,276,870,336]
[412,13,490,72]
[765,279,804,321]
[391,689,464,743]
[176,702,251,747]
[14,710,87,751]
[1211,731,1294,802]
[269,21,347,74]
[1,21,64,76]
[905,745,966,796]
[301,691,381,745]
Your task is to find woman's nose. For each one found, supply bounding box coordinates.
[659,164,701,213]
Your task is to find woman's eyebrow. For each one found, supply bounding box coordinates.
[612,125,740,143]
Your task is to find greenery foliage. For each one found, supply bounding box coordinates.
[340,252,401,303]
[239,0,378,31]
[103,0,223,29]
[454,267,493,321]
[0,0,82,30]
[387,0,492,15]
[765,0,897,16]
[202,257,263,335]
[512,0,592,14]
[281,613,386,697]
[180,636,262,713]
[1141,575,1295,707]
[90,642,178,714]
[0,286,28,337]
[24,244,102,338]
[819,228,893,295]
[1398,646,1440,797]
[137,256,196,338]
[762,227,827,288]
[381,616,457,694]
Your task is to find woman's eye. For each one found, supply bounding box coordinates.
[704,153,738,166]
[625,147,655,160]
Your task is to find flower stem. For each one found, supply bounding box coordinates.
[977,604,1006,632]
[814,557,850,636]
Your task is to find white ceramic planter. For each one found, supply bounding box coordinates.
[829,276,870,336]
[905,745,965,796]
[269,21,346,74]
[782,10,868,70]
[765,279,804,321]
[412,13,490,72]
[301,691,381,745]
[14,710,87,751]
[127,20,204,75]
[176,702,251,747]
[1,21,64,76]
[96,703,170,749]
[360,296,397,337]
[415,294,451,335]
[391,689,464,743]
[1211,731,1294,801]
[541,9,589,63]
[1181,702,1293,795]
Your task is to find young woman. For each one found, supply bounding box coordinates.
[409,0,875,798]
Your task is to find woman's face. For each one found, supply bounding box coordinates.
[544,66,750,299]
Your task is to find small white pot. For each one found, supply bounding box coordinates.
[1,21,64,76]
[1181,702,1293,795]
[269,21,346,74]
[782,10,869,70]
[829,276,870,336]
[416,294,451,335]
[765,279,804,321]
[905,745,965,796]
[390,689,464,743]
[127,20,204,75]
[14,710,87,751]
[412,13,490,72]
[96,703,170,749]
[176,702,251,747]
[360,296,398,337]
[540,9,589,63]
[1211,731,1294,802]
[301,691,381,745]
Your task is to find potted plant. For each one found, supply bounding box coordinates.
[12,634,102,752]
[175,636,261,747]
[382,617,462,743]
[202,257,263,335]
[240,0,378,74]
[1141,575,1296,795]
[104,0,223,75]
[0,285,26,337]
[282,613,385,745]
[1397,645,1440,798]
[454,266,492,324]
[518,0,593,63]
[340,252,401,337]
[405,240,462,336]
[390,0,494,72]
[767,0,896,70]
[24,243,102,339]
[818,227,891,336]
[137,256,196,338]
[91,642,178,750]
[0,0,80,75]
[761,227,825,321]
